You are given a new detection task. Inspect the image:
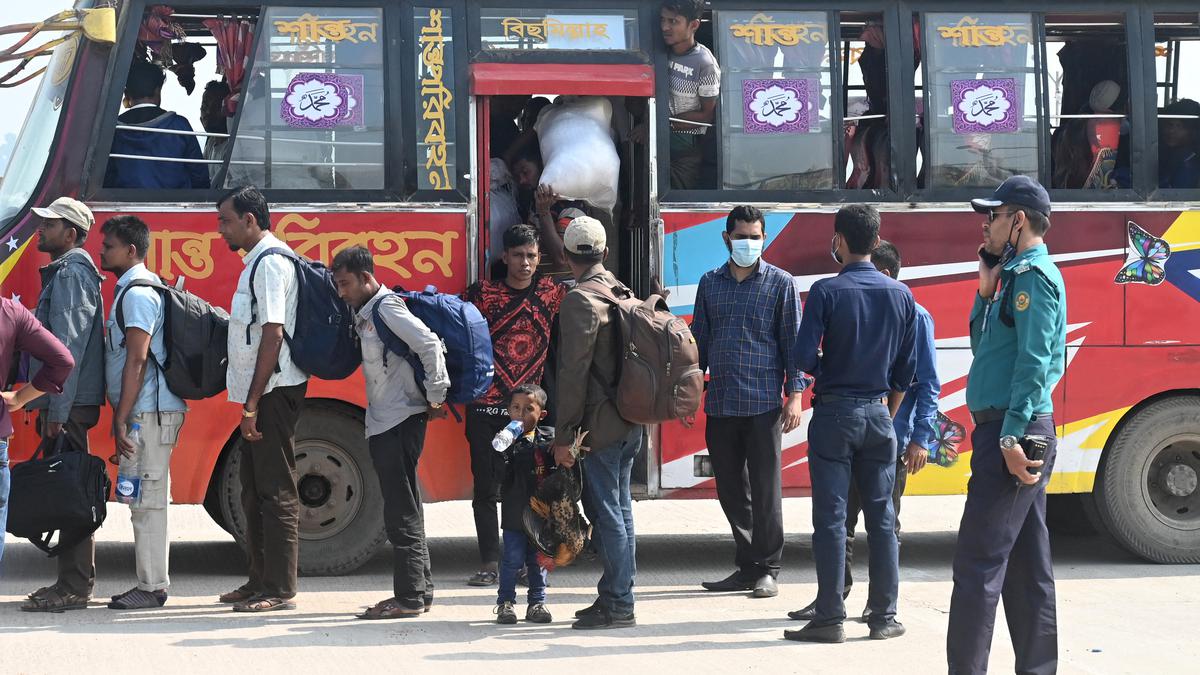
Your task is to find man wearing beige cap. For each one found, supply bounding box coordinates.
[552,216,642,630]
[22,196,107,612]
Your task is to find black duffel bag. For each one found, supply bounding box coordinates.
[6,434,110,556]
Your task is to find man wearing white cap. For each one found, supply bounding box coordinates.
[553,216,642,630]
[21,196,107,612]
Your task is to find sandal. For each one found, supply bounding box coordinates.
[21,586,89,613]
[467,570,498,586]
[219,587,258,604]
[356,597,422,620]
[233,596,296,612]
[107,588,167,610]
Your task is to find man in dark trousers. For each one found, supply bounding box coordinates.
[786,204,916,643]
[948,176,1065,674]
[691,205,804,598]
[20,197,105,613]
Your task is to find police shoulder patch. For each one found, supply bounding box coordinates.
[1015,291,1030,311]
[1013,261,1032,275]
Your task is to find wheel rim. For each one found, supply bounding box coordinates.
[294,440,366,541]
[1142,433,1200,530]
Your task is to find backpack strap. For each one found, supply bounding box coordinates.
[574,280,632,401]
[114,278,169,416]
[369,293,411,369]
[247,247,294,373]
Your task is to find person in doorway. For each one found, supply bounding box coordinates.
[659,0,720,189]
[691,205,804,599]
[1159,98,1200,189]
[104,59,209,190]
[20,196,105,613]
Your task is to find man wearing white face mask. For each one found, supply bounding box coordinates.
[691,205,807,599]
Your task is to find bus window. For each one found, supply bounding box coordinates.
[716,10,833,190]
[1153,13,1200,192]
[842,13,891,190]
[923,12,1038,188]
[1045,14,1131,190]
[223,6,387,190]
[663,1,720,190]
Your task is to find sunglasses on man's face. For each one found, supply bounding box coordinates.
[987,209,1017,224]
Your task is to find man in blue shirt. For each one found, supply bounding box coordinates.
[789,240,940,623]
[691,205,805,599]
[785,205,916,644]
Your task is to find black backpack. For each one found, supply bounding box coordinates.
[116,278,230,400]
[248,248,361,380]
[6,434,111,556]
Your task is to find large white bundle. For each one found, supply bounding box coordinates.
[535,97,619,211]
[488,157,522,259]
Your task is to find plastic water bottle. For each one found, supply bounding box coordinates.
[115,423,144,506]
[491,420,525,452]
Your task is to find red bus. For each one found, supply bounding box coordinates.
[2,0,1198,571]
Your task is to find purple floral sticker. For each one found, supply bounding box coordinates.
[952,78,1019,134]
[743,78,815,135]
[281,73,364,129]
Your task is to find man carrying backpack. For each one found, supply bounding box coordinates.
[21,196,105,613]
[98,215,187,610]
[553,216,643,630]
[461,224,566,587]
[216,186,309,613]
[330,246,449,619]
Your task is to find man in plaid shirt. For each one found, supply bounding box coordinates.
[691,205,806,599]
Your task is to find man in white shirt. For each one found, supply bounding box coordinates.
[216,185,309,612]
[331,246,449,619]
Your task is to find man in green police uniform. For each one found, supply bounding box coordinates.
[947,176,1066,675]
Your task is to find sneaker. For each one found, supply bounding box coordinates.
[494,601,517,625]
[572,607,635,630]
[526,603,552,623]
[468,570,498,587]
[869,619,906,640]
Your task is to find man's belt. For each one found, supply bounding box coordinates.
[969,409,1053,425]
[813,394,887,407]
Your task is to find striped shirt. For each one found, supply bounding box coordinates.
[669,43,721,135]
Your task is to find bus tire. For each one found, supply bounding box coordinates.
[1045,494,1100,536]
[1093,396,1200,563]
[215,401,388,575]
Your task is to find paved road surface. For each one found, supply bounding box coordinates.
[1,496,1197,674]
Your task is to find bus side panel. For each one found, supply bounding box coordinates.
[1122,210,1200,347]
[1,207,474,504]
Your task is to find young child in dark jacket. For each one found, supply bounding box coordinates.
[495,384,554,624]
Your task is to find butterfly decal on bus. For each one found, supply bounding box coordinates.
[1114,221,1171,286]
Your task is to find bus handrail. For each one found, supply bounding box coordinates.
[108,153,384,168]
[113,125,384,147]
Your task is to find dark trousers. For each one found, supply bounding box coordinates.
[807,400,899,626]
[498,529,547,605]
[845,456,907,592]
[369,412,433,607]
[705,408,784,579]
[948,418,1058,675]
[36,407,100,596]
[464,405,508,568]
[239,383,306,599]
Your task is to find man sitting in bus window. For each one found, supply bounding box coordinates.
[104,59,210,190]
[1159,99,1200,190]
[660,0,720,190]
[200,79,231,182]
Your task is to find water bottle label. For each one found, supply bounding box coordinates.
[116,474,141,505]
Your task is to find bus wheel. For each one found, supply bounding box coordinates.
[1094,396,1200,563]
[215,402,388,575]
[1045,494,1104,536]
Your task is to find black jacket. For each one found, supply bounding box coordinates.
[500,426,555,531]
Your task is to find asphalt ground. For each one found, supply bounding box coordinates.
[1,496,1197,674]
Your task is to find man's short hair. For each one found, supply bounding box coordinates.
[511,382,548,409]
[100,215,151,259]
[125,60,167,100]
[217,185,271,231]
[662,0,705,22]
[725,205,765,234]
[1015,206,1051,236]
[871,239,901,279]
[834,204,881,255]
[513,142,543,169]
[332,245,375,275]
[502,223,539,251]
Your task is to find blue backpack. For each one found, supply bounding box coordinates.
[248,248,361,380]
[371,285,493,405]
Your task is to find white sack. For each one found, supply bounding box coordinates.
[535,97,619,211]
[488,157,522,259]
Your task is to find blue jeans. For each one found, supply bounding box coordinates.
[0,439,8,569]
[582,427,641,615]
[497,529,547,605]
[808,400,898,626]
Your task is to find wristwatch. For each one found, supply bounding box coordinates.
[242,406,258,419]
[999,435,1020,451]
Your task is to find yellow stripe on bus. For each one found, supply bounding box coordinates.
[0,236,31,287]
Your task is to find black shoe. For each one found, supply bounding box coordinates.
[572,607,636,630]
[495,601,517,625]
[424,595,433,613]
[574,599,603,618]
[787,600,816,621]
[468,570,498,587]
[701,571,755,592]
[752,575,778,598]
[784,622,846,644]
[859,605,870,623]
[526,603,552,623]
[869,619,906,640]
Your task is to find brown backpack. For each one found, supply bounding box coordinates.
[579,281,703,424]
